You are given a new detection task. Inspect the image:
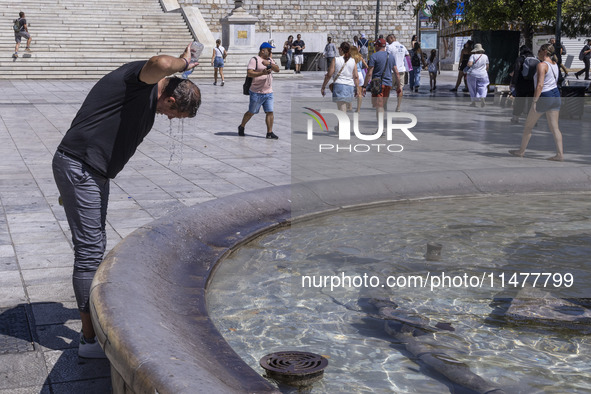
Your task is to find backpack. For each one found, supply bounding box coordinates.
[12,19,20,32]
[411,50,421,67]
[521,56,539,80]
[242,57,258,95]
[358,38,368,55]
[579,46,588,61]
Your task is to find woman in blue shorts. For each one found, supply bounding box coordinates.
[509,43,564,161]
[211,39,227,86]
[320,42,359,116]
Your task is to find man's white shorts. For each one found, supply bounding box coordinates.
[294,54,304,65]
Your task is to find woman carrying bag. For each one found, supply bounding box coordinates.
[321,42,360,119]
[211,39,227,86]
[466,43,490,107]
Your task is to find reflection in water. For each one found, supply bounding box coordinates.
[208,193,591,393]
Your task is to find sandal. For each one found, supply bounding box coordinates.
[508,150,524,158]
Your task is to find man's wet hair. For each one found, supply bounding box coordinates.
[163,77,201,118]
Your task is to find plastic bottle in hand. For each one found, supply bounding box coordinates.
[181,41,204,79]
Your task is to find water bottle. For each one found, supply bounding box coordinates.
[182,41,204,79]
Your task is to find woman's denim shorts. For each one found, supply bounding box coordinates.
[332,83,355,103]
[213,57,224,68]
[536,87,561,113]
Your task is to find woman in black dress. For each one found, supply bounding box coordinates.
[451,40,473,92]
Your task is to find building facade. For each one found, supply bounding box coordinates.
[178,0,417,50]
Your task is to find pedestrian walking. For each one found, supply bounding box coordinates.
[283,35,294,70]
[549,38,568,77]
[238,42,280,139]
[211,39,227,86]
[575,39,591,80]
[321,42,359,116]
[323,37,338,70]
[358,33,369,61]
[466,43,490,107]
[52,43,201,359]
[509,45,536,124]
[13,11,32,58]
[509,44,564,161]
[451,40,473,92]
[386,34,408,111]
[362,38,400,119]
[409,42,427,92]
[293,34,305,74]
[427,49,440,91]
[350,46,368,112]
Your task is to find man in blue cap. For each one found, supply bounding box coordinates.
[238,42,280,139]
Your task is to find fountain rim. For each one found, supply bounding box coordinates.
[89,166,591,394]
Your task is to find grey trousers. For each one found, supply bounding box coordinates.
[52,151,109,312]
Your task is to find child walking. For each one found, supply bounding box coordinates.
[427,49,439,92]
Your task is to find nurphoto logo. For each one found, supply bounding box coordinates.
[303,107,418,153]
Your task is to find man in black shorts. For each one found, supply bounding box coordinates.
[52,43,201,359]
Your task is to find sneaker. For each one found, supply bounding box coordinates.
[238,125,245,136]
[462,87,469,92]
[213,82,217,85]
[450,88,457,92]
[78,334,107,359]
[221,81,225,86]
[13,52,18,58]
[266,132,279,139]
[25,47,31,52]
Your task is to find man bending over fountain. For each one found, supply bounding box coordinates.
[52,44,201,359]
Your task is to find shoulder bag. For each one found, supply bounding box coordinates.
[329,59,348,92]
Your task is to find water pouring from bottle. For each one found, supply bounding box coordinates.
[182,41,204,79]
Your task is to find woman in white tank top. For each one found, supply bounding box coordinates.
[509,43,564,161]
[321,42,360,114]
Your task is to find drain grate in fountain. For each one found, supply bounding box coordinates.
[260,351,328,387]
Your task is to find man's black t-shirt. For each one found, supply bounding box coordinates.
[58,61,158,178]
[293,40,305,55]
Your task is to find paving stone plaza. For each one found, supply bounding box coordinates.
[0,69,589,393]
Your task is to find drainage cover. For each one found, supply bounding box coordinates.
[260,351,328,387]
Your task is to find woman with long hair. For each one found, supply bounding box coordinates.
[321,42,359,117]
[427,49,439,91]
[451,40,473,92]
[283,35,294,70]
[509,44,564,161]
[350,45,368,112]
[211,39,227,86]
[409,42,427,93]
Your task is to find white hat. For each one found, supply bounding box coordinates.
[471,43,485,53]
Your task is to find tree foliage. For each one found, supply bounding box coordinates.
[560,0,591,37]
[398,0,590,38]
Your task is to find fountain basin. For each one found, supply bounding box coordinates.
[89,166,591,393]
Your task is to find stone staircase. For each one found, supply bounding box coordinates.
[0,0,197,79]
[1,0,297,80]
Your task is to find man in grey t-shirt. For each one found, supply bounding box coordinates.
[362,38,400,117]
